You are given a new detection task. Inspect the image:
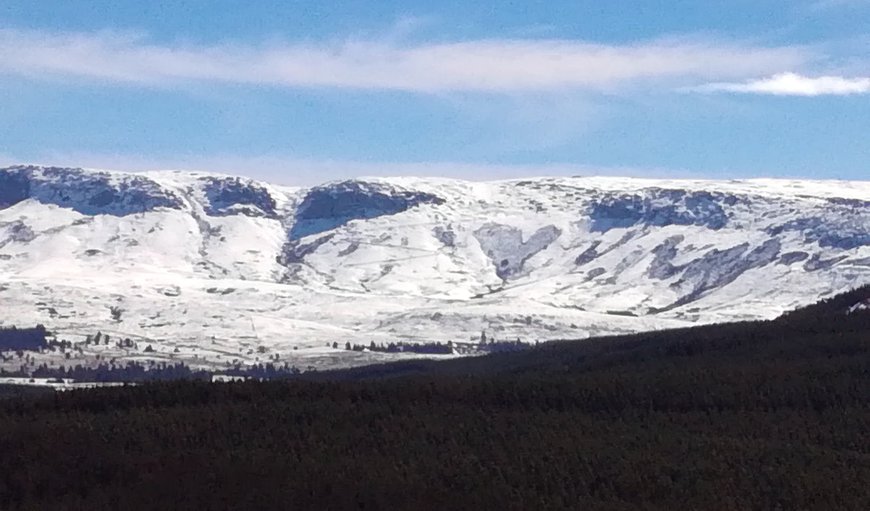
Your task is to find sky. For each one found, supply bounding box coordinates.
[0,1,868,185]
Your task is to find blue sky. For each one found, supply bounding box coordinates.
[0,1,868,184]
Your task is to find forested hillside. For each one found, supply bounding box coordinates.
[0,287,868,510]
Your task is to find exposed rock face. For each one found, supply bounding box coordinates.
[779,251,810,265]
[768,211,870,250]
[589,189,734,232]
[848,257,870,267]
[279,234,337,265]
[0,169,30,209]
[671,239,781,305]
[804,254,848,272]
[574,242,601,266]
[0,166,183,215]
[474,224,562,280]
[647,235,684,279]
[433,226,457,247]
[289,181,444,240]
[7,222,36,244]
[0,221,36,249]
[200,177,278,218]
[586,267,607,280]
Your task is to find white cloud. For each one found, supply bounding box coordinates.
[696,72,870,96]
[0,28,809,93]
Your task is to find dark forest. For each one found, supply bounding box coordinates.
[0,286,868,510]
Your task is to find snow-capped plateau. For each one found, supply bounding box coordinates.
[1,165,869,371]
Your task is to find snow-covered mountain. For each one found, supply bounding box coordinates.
[1,165,869,370]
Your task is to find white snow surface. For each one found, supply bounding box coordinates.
[1,165,869,371]
[847,299,870,314]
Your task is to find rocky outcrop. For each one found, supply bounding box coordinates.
[278,234,337,265]
[289,181,444,240]
[574,241,601,266]
[474,224,562,280]
[433,226,457,247]
[768,212,870,250]
[671,239,781,305]
[0,166,183,216]
[200,177,278,218]
[0,169,30,209]
[779,251,809,265]
[589,189,735,232]
[647,235,684,279]
[0,221,36,249]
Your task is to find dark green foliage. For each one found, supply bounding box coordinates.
[780,284,870,322]
[0,290,869,510]
[0,385,53,400]
[0,325,48,352]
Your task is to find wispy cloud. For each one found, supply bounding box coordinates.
[695,72,870,96]
[0,28,810,93]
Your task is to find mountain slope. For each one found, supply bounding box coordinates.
[1,165,868,370]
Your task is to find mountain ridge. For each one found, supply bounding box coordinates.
[1,164,868,371]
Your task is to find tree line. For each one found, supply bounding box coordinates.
[0,286,867,509]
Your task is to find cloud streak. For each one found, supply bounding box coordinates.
[697,72,870,96]
[0,29,810,93]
